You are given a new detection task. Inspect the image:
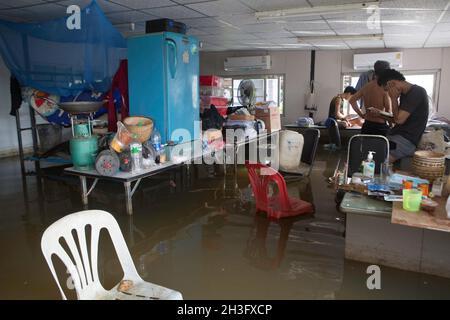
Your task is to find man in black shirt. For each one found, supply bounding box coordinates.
[372,69,429,162]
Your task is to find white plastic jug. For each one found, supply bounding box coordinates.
[279,130,304,171]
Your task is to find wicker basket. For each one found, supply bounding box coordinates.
[123,116,153,143]
[412,150,445,182]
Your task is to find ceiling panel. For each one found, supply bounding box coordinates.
[381,10,443,22]
[0,0,45,8]
[284,20,330,31]
[186,0,254,16]
[251,30,296,39]
[106,10,156,24]
[433,22,450,32]
[440,9,450,23]
[235,22,285,33]
[12,3,66,20]
[186,27,210,36]
[214,13,259,26]
[178,17,225,28]
[267,37,298,44]
[380,0,450,10]
[203,26,241,35]
[110,0,176,9]
[239,0,309,11]
[58,0,129,13]
[345,39,385,49]
[143,5,205,19]
[382,23,435,33]
[309,0,372,5]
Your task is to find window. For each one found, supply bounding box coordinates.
[223,75,285,114]
[342,71,439,115]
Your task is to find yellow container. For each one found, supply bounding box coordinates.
[402,189,422,212]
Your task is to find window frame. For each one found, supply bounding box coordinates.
[223,74,286,115]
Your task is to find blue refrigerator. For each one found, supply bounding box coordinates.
[128,32,200,144]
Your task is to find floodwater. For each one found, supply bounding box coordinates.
[1,149,450,300]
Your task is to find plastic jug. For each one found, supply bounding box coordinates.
[279,130,304,171]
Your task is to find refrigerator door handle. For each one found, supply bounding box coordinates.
[166,38,177,79]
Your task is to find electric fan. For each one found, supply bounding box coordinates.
[237,80,256,111]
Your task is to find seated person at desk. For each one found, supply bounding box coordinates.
[328,86,362,128]
[349,60,392,136]
[372,69,429,163]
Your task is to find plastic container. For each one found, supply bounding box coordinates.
[200,75,224,87]
[200,86,225,97]
[402,189,423,212]
[130,142,143,173]
[362,151,376,180]
[151,129,162,163]
[279,130,304,171]
[110,121,134,153]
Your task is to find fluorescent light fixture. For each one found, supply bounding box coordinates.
[256,1,380,20]
[297,33,384,42]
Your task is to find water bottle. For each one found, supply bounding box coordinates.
[130,142,143,173]
[151,129,162,164]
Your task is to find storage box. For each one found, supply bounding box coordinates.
[200,75,224,87]
[200,86,225,97]
[255,107,281,132]
[228,114,255,121]
[145,18,187,34]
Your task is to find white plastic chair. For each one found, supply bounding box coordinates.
[41,210,183,300]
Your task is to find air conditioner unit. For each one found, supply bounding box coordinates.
[224,55,271,71]
[353,52,403,70]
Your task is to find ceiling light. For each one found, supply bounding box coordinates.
[297,33,384,43]
[256,1,380,20]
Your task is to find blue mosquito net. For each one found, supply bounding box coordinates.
[0,0,127,97]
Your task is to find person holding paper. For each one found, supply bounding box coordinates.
[375,69,429,162]
[349,60,392,136]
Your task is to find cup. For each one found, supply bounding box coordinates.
[402,189,423,212]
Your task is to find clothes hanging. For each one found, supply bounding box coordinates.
[107,59,129,132]
[9,76,22,116]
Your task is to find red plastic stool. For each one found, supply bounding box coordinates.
[245,161,314,219]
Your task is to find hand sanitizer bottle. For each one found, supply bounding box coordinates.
[363,151,376,180]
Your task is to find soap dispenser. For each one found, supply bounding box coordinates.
[363,151,376,180]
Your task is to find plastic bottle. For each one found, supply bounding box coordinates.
[151,129,162,164]
[130,142,143,173]
[363,151,376,180]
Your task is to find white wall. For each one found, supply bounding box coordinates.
[200,50,311,124]
[200,47,450,124]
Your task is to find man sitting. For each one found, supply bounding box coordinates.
[372,69,429,163]
[328,86,362,128]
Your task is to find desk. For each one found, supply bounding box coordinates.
[341,192,450,278]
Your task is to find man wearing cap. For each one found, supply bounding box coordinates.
[349,60,392,136]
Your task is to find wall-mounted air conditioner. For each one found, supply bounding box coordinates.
[353,52,403,70]
[224,55,271,71]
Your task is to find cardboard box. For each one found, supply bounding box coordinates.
[228,114,255,121]
[255,107,281,132]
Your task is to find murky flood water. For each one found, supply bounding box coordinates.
[1,150,450,299]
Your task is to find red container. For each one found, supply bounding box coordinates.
[200,75,224,87]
